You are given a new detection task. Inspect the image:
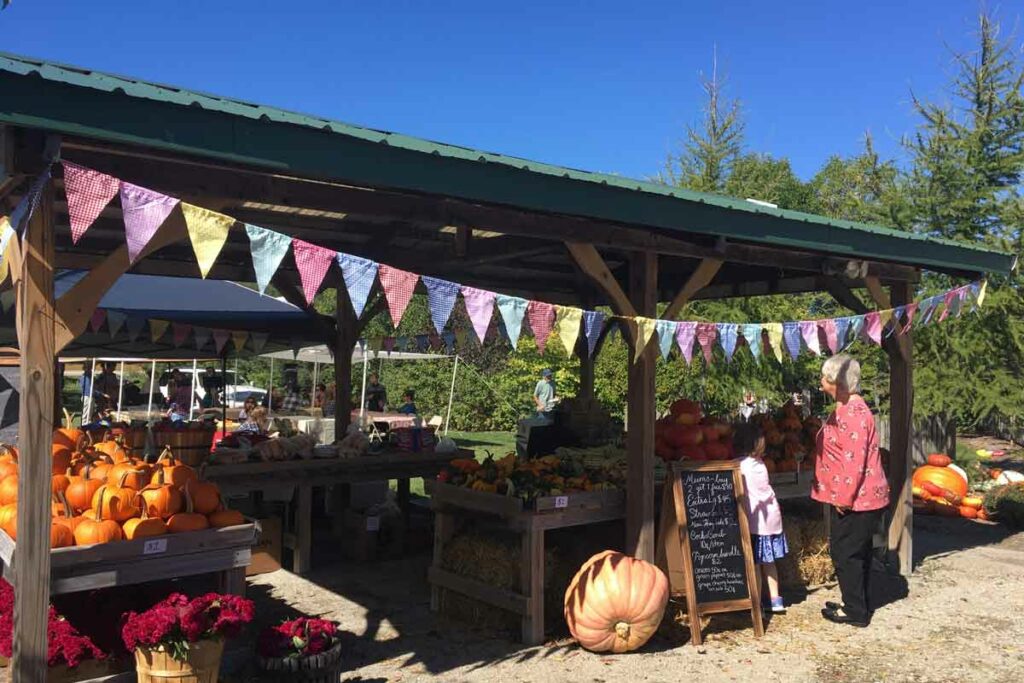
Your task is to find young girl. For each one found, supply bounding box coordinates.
[237,406,268,435]
[734,422,789,614]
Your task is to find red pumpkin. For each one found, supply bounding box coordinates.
[564,550,669,653]
[665,425,702,449]
[669,399,702,424]
[927,453,952,468]
[958,505,978,519]
[704,441,731,461]
[700,425,719,443]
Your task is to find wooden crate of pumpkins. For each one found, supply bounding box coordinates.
[0,424,256,592]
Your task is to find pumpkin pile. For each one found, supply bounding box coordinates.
[751,404,820,474]
[654,399,734,462]
[911,453,986,519]
[563,550,668,653]
[0,431,245,548]
[436,452,624,502]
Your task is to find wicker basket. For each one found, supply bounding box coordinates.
[134,639,224,683]
[257,642,343,682]
[153,428,216,467]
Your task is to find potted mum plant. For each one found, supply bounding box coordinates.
[256,617,343,681]
[121,592,254,682]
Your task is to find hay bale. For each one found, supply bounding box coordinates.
[777,516,835,588]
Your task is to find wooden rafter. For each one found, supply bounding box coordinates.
[662,257,723,320]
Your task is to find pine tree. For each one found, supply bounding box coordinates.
[810,134,911,228]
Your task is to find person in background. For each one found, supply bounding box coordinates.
[313,383,327,408]
[168,369,196,412]
[739,391,759,421]
[365,373,387,412]
[238,396,257,422]
[279,381,302,414]
[165,402,187,423]
[735,423,788,614]
[324,382,336,416]
[533,368,557,420]
[79,366,94,406]
[95,362,120,408]
[396,390,418,415]
[236,406,268,435]
[814,354,889,628]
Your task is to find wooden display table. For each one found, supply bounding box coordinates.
[425,480,625,646]
[0,523,257,596]
[205,450,463,574]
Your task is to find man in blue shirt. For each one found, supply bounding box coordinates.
[533,368,557,418]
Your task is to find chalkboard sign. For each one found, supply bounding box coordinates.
[656,460,763,646]
[681,469,750,604]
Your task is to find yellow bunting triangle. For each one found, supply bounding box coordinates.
[634,317,657,363]
[764,323,784,362]
[150,319,169,342]
[555,306,583,356]
[232,331,249,351]
[977,280,988,308]
[878,309,893,328]
[181,203,234,278]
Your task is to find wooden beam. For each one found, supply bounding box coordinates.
[626,251,657,562]
[454,225,470,257]
[662,257,722,320]
[270,271,336,343]
[564,243,635,317]
[886,282,914,576]
[13,180,55,681]
[864,275,911,363]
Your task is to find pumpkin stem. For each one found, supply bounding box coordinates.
[614,622,631,641]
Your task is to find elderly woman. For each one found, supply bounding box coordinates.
[813,354,890,628]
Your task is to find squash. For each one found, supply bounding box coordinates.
[123,503,168,540]
[93,435,129,464]
[977,507,991,521]
[185,480,221,516]
[0,503,16,539]
[927,453,952,468]
[65,467,104,514]
[564,550,668,653]
[958,505,978,519]
[51,444,73,474]
[166,487,209,534]
[912,465,968,499]
[139,469,184,519]
[961,496,984,509]
[208,508,244,528]
[73,492,123,546]
[0,475,18,506]
[90,475,139,523]
[87,455,114,482]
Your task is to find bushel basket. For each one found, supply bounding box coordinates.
[257,641,343,682]
[134,638,224,683]
[152,427,216,467]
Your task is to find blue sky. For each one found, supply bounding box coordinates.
[0,1,1015,180]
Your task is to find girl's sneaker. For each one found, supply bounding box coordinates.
[769,597,786,614]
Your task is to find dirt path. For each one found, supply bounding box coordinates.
[238,517,1024,683]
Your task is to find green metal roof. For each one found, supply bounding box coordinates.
[0,50,1014,276]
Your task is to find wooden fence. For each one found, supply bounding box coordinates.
[878,413,956,466]
[975,415,1024,446]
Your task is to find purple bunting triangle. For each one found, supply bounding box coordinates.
[461,286,496,343]
[422,276,460,334]
[676,322,697,365]
[582,310,606,357]
[120,182,180,263]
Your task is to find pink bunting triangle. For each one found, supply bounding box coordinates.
[120,182,180,263]
[62,161,120,244]
[172,323,192,348]
[291,239,335,305]
[213,329,230,354]
[527,301,556,354]
[461,286,496,342]
[821,319,839,354]
[378,264,419,327]
[89,308,106,333]
[864,312,882,345]
[902,303,918,333]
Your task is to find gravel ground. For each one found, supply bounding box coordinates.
[234,516,1024,683]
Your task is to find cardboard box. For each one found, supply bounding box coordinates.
[247,516,282,576]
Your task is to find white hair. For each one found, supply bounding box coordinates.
[821,354,861,393]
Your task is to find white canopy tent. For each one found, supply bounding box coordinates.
[261,345,460,433]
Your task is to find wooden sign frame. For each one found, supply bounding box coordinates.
[657,460,764,645]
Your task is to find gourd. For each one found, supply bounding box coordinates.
[52,471,71,496]
[0,461,17,481]
[51,444,73,474]
[139,469,183,519]
[958,505,978,519]
[927,453,952,467]
[73,489,123,545]
[53,411,83,450]
[123,503,168,540]
[107,462,151,491]
[52,492,85,536]
[564,550,668,653]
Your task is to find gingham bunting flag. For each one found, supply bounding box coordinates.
[582,310,605,357]
[9,165,52,235]
[120,182,180,263]
[182,203,233,278]
[461,286,496,343]
[336,252,379,318]
[764,323,784,362]
[496,295,528,349]
[717,323,739,361]
[246,225,292,295]
[633,317,658,362]
[378,264,419,328]
[821,319,839,354]
[834,317,851,350]
[250,332,269,353]
[62,161,120,243]
[555,306,584,356]
[655,319,676,360]
[126,316,146,343]
[864,312,882,345]
[799,320,820,355]
[848,315,866,342]
[782,322,802,360]
[292,239,335,305]
[422,276,460,334]
[676,321,697,365]
[526,300,556,354]
[89,308,106,333]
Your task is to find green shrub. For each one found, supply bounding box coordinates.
[982,483,1024,529]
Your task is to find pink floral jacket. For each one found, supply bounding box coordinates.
[812,395,890,511]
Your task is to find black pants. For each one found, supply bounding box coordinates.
[829,506,883,621]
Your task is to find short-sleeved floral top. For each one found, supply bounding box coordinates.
[812,395,890,511]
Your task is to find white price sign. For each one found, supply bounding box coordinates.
[554,496,569,509]
[365,516,381,532]
[143,538,168,555]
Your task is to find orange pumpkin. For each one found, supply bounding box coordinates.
[73,495,123,546]
[0,503,16,539]
[52,492,86,536]
[53,425,83,451]
[208,508,244,528]
[166,487,209,534]
[51,443,73,474]
[0,475,18,506]
[157,449,198,489]
[94,436,128,463]
[108,462,151,491]
[52,471,71,496]
[958,505,978,519]
[140,470,184,519]
[977,508,991,521]
[186,480,221,515]
[564,550,668,653]
[65,469,104,514]
[123,502,168,540]
[50,522,74,549]
[0,461,17,481]
[0,444,17,463]
[90,477,139,523]
[912,465,968,499]
[927,453,952,468]
[87,456,114,482]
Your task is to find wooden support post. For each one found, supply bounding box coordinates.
[293,484,313,575]
[520,526,545,646]
[626,251,657,562]
[12,181,55,681]
[430,511,456,612]
[334,285,356,434]
[886,282,914,576]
